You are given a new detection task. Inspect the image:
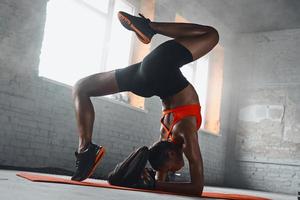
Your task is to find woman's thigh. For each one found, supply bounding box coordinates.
[74,70,120,97]
[175,31,219,61]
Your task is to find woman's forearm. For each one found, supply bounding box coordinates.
[155,180,203,196]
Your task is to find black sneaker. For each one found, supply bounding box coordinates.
[71,143,105,181]
[118,11,156,44]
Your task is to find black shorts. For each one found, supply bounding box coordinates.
[115,40,193,99]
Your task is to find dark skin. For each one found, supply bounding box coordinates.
[154,83,204,195]
[73,20,219,195]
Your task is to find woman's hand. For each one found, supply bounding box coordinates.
[136,168,156,189]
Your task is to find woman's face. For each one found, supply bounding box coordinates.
[166,149,184,172]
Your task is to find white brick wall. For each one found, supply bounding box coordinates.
[226,28,300,195]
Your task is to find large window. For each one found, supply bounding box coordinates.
[39,0,134,87]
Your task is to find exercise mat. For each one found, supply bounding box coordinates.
[17,172,270,200]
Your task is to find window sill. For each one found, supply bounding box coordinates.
[39,76,149,114]
[99,95,149,114]
[199,128,221,137]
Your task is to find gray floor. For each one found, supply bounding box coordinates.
[0,170,296,200]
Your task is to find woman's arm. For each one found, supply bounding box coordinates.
[155,128,169,181]
[155,131,204,195]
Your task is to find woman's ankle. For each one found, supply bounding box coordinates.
[78,140,92,153]
[149,22,160,34]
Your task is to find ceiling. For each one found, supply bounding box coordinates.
[197,0,300,33]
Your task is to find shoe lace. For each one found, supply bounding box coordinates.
[75,152,82,168]
[75,159,80,168]
[138,13,151,23]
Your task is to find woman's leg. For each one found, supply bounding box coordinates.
[149,22,219,61]
[73,70,119,152]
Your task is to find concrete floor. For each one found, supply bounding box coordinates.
[0,170,296,200]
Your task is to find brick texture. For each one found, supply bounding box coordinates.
[225,29,300,195]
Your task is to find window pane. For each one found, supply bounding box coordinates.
[194,56,209,128]
[81,0,110,13]
[39,0,106,86]
[105,0,134,71]
[181,64,194,83]
[204,44,224,134]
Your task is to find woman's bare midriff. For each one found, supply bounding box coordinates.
[160,84,200,142]
[161,84,199,108]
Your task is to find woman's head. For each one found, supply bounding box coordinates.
[148,141,184,172]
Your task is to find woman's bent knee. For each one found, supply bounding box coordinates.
[73,71,120,98]
[73,78,86,98]
[210,27,219,44]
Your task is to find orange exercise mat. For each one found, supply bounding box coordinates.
[17,172,270,200]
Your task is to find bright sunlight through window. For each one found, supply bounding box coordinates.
[39,0,134,86]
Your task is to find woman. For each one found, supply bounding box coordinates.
[71,11,219,195]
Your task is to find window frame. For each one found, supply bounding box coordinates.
[76,0,136,73]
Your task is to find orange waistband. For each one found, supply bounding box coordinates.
[160,103,202,141]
